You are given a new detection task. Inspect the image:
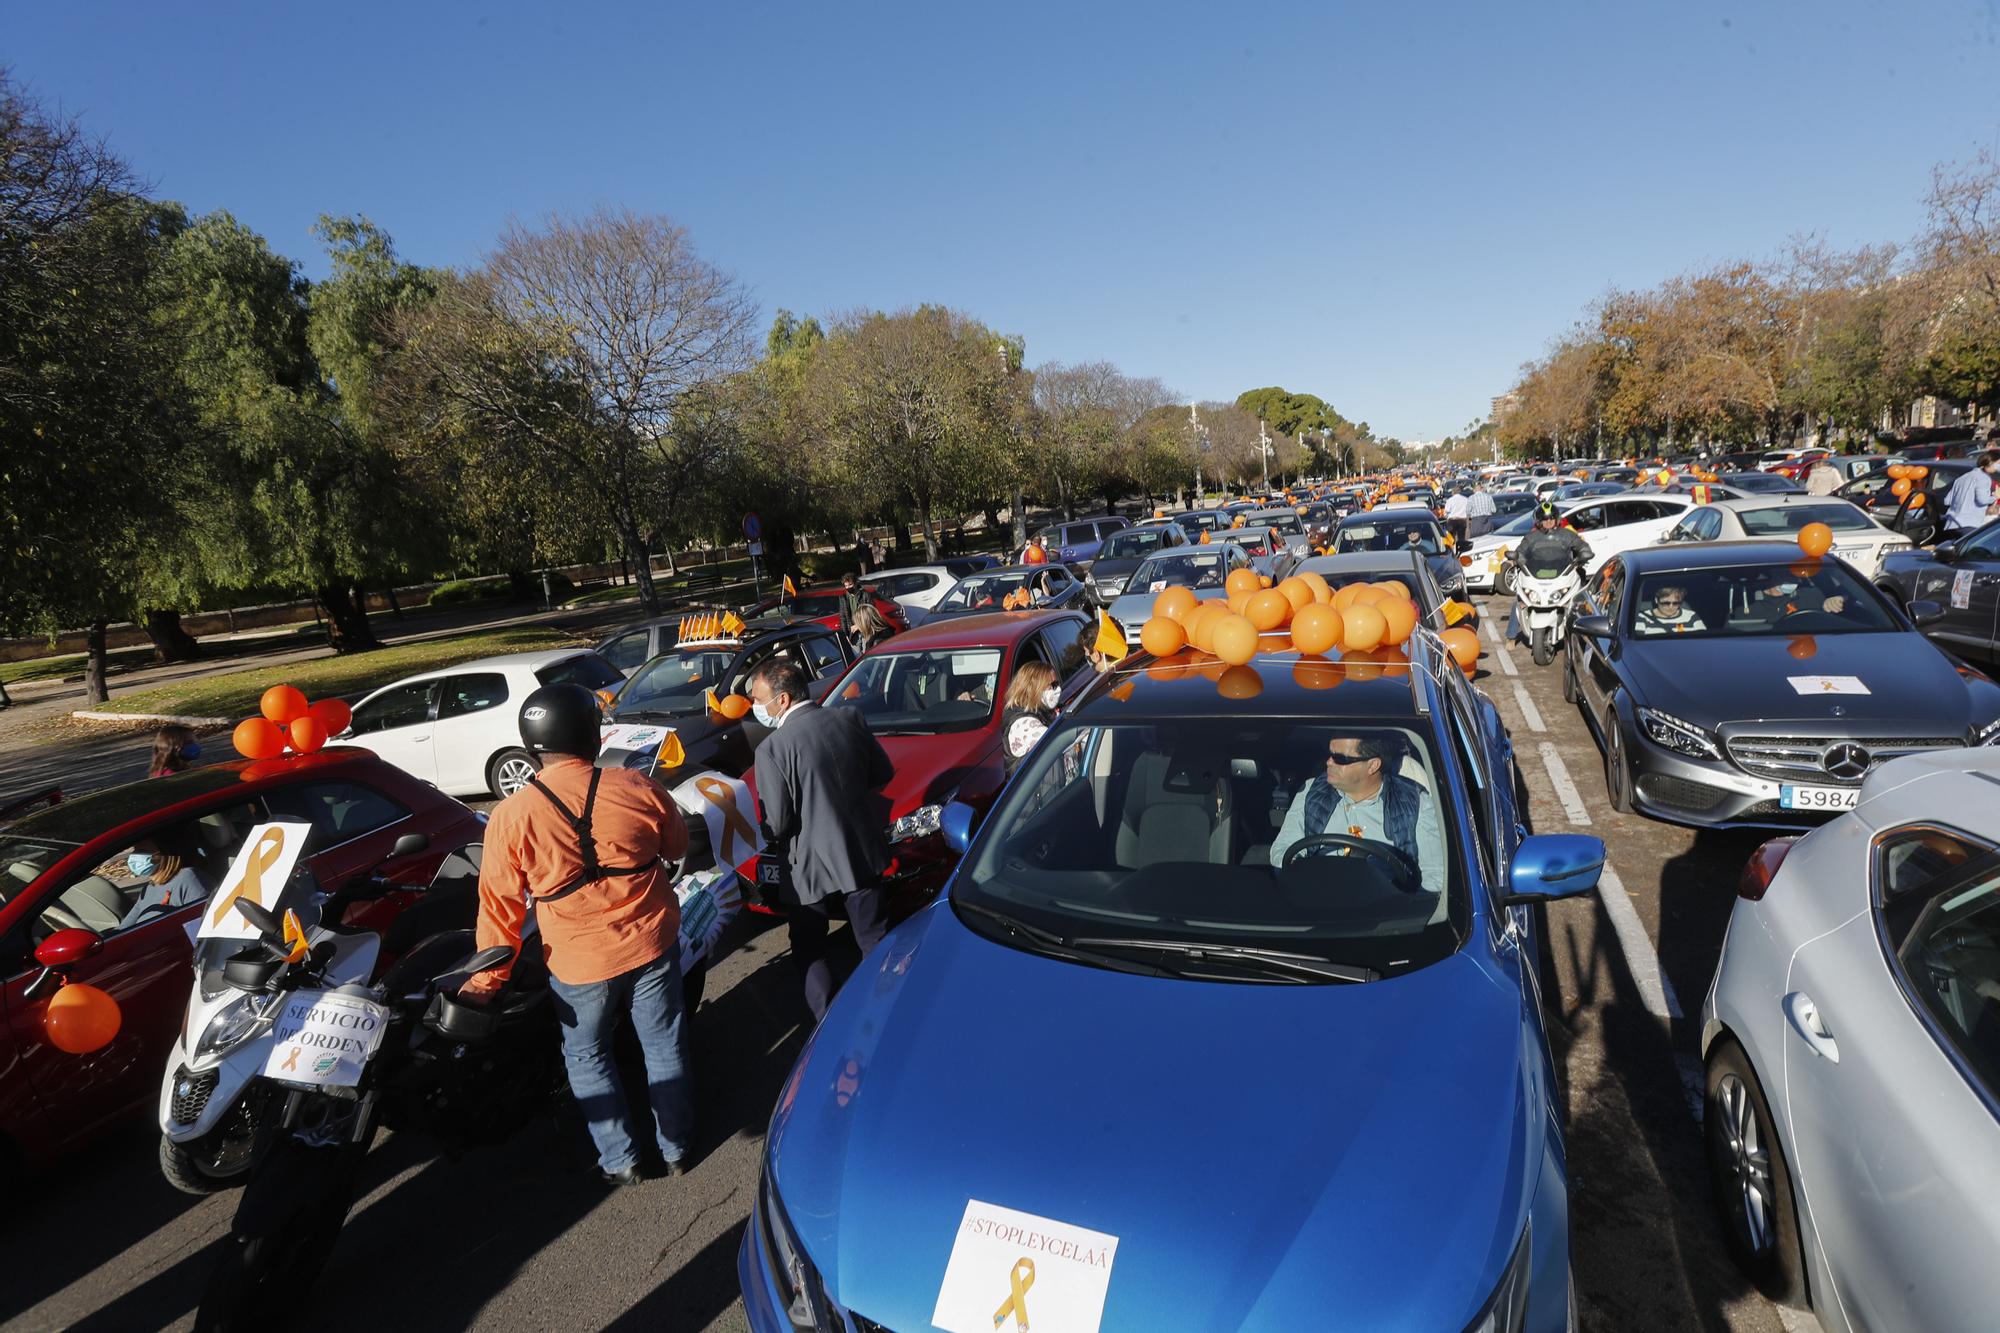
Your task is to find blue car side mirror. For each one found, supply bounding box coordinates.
[1504,833,1605,904]
[941,800,981,855]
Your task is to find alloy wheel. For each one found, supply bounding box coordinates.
[495,755,538,797]
[1715,1073,1774,1257]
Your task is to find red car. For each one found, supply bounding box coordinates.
[747,609,1096,915]
[748,584,907,633]
[1769,449,1830,481]
[0,749,482,1171]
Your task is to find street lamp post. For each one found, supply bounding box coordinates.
[1259,419,1271,493]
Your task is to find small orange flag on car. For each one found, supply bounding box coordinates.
[1095,611,1129,662]
[656,731,685,769]
[782,574,798,599]
[704,687,722,714]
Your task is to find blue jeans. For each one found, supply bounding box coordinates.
[549,951,691,1173]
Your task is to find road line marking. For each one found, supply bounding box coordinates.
[1511,683,1546,732]
[1480,617,1500,644]
[1491,640,1518,676]
[1536,742,1592,826]
[1597,863,1681,1020]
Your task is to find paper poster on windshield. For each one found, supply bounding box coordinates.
[1787,675,1871,695]
[1952,569,1975,610]
[932,1199,1119,1333]
[671,771,764,873]
[261,990,390,1087]
[198,821,312,940]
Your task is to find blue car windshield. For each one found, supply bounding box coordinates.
[1626,564,1897,638]
[955,719,1466,979]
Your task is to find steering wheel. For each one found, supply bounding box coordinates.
[1280,833,1421,889]
[1774,609,1845,632]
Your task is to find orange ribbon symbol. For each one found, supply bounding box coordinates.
[992,1257,1034,1332]
[280,1046,299,1072]
[694,776,759,864]
[213,827,285,927]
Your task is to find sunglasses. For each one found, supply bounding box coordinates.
[1325,751,1373,766]
[1654,598,1684,608]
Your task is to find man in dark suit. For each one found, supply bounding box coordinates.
[747,659,895,1020]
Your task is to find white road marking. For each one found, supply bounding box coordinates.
[1480,617,1500,644]
[1536,742,1592,826]
[1597,864,1681,1020]
[1511,683,1546,732]
[1491,639,1518,677]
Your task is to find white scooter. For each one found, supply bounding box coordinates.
[1509,560,1584,666]
[157,833,476,1194]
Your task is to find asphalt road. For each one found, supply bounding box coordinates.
[2,592,1818,1333]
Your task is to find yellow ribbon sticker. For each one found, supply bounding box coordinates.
[212,826,285,927]
[992,1257,1034,1332]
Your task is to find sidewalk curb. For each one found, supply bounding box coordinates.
[71,711,232,727]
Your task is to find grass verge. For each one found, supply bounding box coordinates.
[86,626,586,721]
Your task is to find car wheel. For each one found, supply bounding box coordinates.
[1496,564,1514,597]
[487,748,539,799]
[1705,1040,1806,1305]
[1603,706,1633,814]
[1561,647,1579,704]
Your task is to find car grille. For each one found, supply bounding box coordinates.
[1636,773,1728,813]
[170,1065,219,1126]
[1724,735,1963,785]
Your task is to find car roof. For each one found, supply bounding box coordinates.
[875,608,1084,650]
[1294,550,1429,578]
[1339,505,1436,522]
[1068,641,1448,721]
[392,648,595,682]
[1706,495,1868,512]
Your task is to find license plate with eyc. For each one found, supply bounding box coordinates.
[1781,784,1858,811]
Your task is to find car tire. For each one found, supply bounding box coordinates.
[1705,1039,1806,1305]
[1561,648,1579,704]
[1496,563,1514,597]
[487,748,539,799]
[1603,705,1633,814]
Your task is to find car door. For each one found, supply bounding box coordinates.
[428,671,514,793]
[798,632,851,701]
[1780,830,2000,1333]
[1571,559,1626,717]
[598,629,654,677]
[1914,525,2000,664]
[345,679,440,784]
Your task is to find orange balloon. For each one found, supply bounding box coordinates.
[1909,491,1927,509]
[1378,596,1418,646]
[260,684,308,726]
[1290,603,1343,656]
[1909,465,1929,480]
[1226,590,1252,616]
[1797,522,1833,559]
[1343,603,1387,652]
[1276,577,1315,614]
[1185,604,1221,653]
[1210,613,1259,666]
[1292,659,1343,690]
[1154,586,1198,623]
[288,716,328,755]
[1245,588,1291,632]
[1216,665,1264,699]
[1258,574,1274,589]
[233,717,286,760]
[1890,477,1912,498]
[1330,583,1363,612]
[1788,635,1818,660]
[1225,568,1262,597]
[1298,570,1333,604]
[1441,626,1481,671]
[1887,464,1907,480]
[1140,616,1187,657]
[1339,648,1383,681]
[1372,645,1412,678]
[44,982,121,1054]
[1374,581,1414,602]
[719,693,753,719]
[307,698,352,736]
[1349,586,1386,608]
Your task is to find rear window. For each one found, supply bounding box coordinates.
[1737,504,1875,536]
[536,653,622,690]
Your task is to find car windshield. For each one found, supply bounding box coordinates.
[1627,563,1898,638]
[1335,519,1440,554]
[619,649,735,713]
[1250,513,1304,535]
[1098,528,1176,560]
[1491,511,1538,538]
[1130,551,1235,591]
[1730,473,1799,493]
[0,834,74,908]
[1736,503,1876,536]
[952,719,1463,981]
[827,648,1002,735]
[936,571,1056,611]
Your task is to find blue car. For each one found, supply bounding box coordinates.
[741,633,1602,1331]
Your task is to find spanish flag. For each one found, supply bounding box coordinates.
[782,574,798,599]
[1095,611,1129,662]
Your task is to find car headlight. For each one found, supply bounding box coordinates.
[889,803,944,843]
[1464,1219,1532,1333]
[1639,707,1720,759]
[1977,717,2000,746]
[194,994,271,1060]
[1440,569,1466,592]
[758,1162,837,1331]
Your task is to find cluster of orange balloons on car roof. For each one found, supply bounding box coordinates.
[1134,567,1480,688]
[1884,462,1929,501]
[232,685,353,759]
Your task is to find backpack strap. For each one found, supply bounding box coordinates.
[523,769,657,902]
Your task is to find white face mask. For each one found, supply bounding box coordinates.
[752,698,781,728]
[1039,686,1060,711]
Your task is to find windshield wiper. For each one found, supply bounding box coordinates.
[953,902,1169,977]
[1065,937,1379,984]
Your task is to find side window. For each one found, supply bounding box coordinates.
[1438,682,1500,897]
[1879,848,2000,1102]
[436,672,510,721]
[350,681,434,735]
[1095,520,1125,541]
[1960,526,2000,560]
[1666,515,1699,543]
[1566,505,1607,532]
[34,814,239,942]
[600,631,650,674]
[264,781,411,852]
[537,654,622,691]
[1878,826,1983,901]
[800,635,846,678]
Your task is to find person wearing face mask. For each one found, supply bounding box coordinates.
[999,662,1061,776]
[747,659,895,1020]
[120,829,213,928]
[1943,448,2000,539]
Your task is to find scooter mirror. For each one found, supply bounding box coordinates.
[454,945,516,979]
[235,899,284,945]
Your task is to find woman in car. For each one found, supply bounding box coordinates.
[1634,584,1706,635]
[118,827,213,929]
[1000,662,1061,776]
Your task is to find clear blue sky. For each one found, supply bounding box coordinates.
[11,0,2000,439]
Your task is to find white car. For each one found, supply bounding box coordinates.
[340,648,624,798]
[1465,492,1695,593]
[860,559,999,622]
[1702,747,2000,1332]
[1659,495,1913,581]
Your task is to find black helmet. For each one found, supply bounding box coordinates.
[1536,500,1559,522]
[518,683,601,759]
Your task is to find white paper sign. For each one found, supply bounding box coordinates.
[198,821,312,940]
[1952,569,1975,610]
[599,722,672,754]
[1787,675,1871,695]
[670,770,764,872]
[932,1200,1119,1333]
[674,866,741,968]
[261,990,390,1087]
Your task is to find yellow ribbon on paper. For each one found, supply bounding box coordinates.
[212,826,286,927]
[694,776,759,864]
[992,1257,1035,1332]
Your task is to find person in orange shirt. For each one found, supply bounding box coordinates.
[460,683,692,1186]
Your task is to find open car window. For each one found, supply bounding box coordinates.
[829,648,1001,734]
[623,649,734,712]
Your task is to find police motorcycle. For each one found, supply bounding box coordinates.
[1508,557,1586,666]
[157,833,480,1194]
[191,862,556,1332]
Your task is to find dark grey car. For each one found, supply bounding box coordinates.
[1877,518,2000,667]
[1563,542,2000,829]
